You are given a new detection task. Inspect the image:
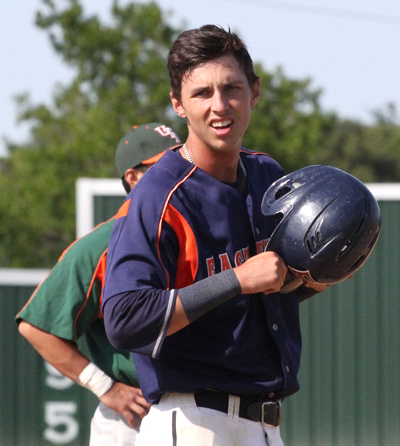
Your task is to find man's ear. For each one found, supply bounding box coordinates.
[124,168,140,191]
[170,92,187,119]
[250,78,261,108]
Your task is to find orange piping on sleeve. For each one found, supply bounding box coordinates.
[16,272,51,317]
[163,204,199,289]
[72,248,108,340]
[157,166,197,289]
[116,199,131,220]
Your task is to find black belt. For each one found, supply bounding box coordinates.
[193,390,282,426]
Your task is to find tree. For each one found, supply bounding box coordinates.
[247,66,400,182]
[1,2,399,267]
[244,65,338,174]
[0,0,184,267]
[316,103,400,182]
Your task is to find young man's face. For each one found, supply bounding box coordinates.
[170,54,260,155]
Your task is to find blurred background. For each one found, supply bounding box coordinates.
[1,1,400,445]
[1,0,400,268]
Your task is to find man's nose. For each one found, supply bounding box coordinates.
[211,91,229,113]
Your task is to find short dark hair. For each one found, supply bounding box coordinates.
[121,165,149,194]
[167,24,259,102]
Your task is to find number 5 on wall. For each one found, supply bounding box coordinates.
[43,402,79,444]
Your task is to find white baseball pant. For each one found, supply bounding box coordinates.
[89,402,141,446]
[135,393,284,446]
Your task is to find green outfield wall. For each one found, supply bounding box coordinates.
[282,199,400,446]
[2,180,399,445]
[0,271,98,446]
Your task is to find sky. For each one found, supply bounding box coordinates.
[1,0,400,156]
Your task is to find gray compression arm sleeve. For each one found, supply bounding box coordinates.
[178,269,242,323]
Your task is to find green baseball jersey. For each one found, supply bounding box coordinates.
[16,217,139,387]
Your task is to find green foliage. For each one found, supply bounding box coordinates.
[318,104,400,182]
[1,1,399,267]
[0,0,185,267]
[246,66,400,182]
[244,65,338,174]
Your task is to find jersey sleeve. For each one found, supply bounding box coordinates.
[103,181,182,358]
[16,221,112,342]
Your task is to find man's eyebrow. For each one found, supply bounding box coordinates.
[191,86,208,92]
[224,79,246,86]
[190,78,245,91]
[186,86,208,97]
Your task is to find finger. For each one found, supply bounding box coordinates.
[263,287,279,295]
[122,410,137,427]
[280,260,288,276]
[304,282,330,291]
[132,388,144,398]
[132,394,151,410]
[130,402,150,419]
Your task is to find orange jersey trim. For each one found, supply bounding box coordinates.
[116,199,131,220]
[141,145,181,165]
[157,165,197,289]
[163,204,199,289]
[58,216,115,262]
[72,248,108,338]
[16,272,51,317]
[240,148,273,158]
[17,217,115,320]
[97,251,108,318]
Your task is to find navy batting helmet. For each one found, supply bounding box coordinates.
[261,165,381,293]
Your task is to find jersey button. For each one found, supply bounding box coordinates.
[272,324,278,331]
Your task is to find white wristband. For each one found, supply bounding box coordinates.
[76,362,114,398]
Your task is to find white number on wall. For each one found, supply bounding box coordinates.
[45,362,74,390]
[44,402,79,444]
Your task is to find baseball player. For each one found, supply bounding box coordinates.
[102,26,327,446]
[16,123,181,446]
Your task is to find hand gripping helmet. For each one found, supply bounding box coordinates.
[261,165,381,292]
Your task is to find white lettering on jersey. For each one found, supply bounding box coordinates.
[234,246,250,266]
[206,257,216,276]
[256,238,270,254]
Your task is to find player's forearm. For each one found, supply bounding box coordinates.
[234,251,287,295]
[166,295,190,335]
[174,269,241,331]
[103,288,178,354]
[18,321,89,382]
[169,254,287,334]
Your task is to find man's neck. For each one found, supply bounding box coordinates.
[182,137,241,183]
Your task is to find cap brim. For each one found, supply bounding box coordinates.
[141,151,166,165]
[141,144,181,165]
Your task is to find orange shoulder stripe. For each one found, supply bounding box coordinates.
[116,199,131,220]
[58,216,115,262]
[16,272,51,317]
[72,248,108,339]
[157,166,197,289]
[240,148,272,158]
[17,217,116,318]
[163,204,199,289]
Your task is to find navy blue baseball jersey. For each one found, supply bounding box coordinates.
[103,148,303,403]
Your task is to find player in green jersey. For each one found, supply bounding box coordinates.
[16,123,181,446]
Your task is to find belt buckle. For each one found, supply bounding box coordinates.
[261,401,281,426]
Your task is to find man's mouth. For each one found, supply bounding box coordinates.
[211,120,233,129]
